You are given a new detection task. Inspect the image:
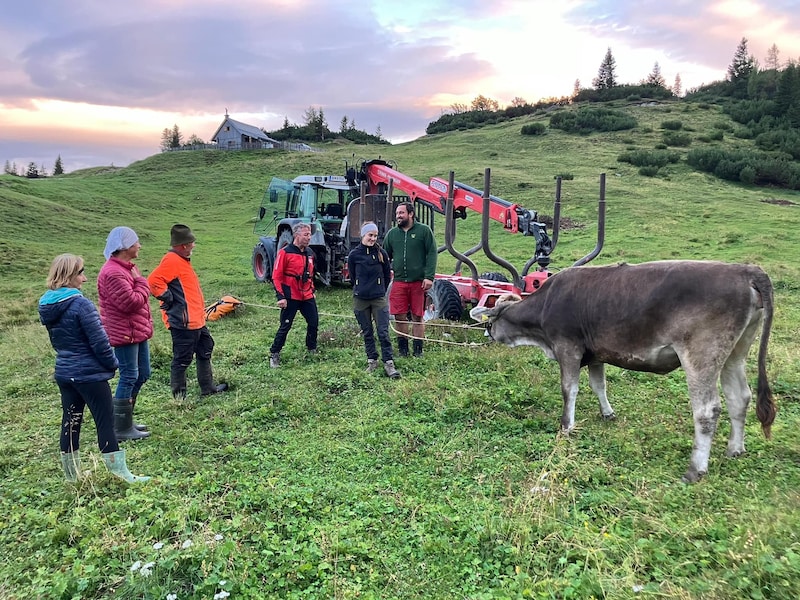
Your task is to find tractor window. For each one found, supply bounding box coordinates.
[297,184,318,219]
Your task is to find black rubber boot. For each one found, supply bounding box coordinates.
[113,398,151,441]
[197,358,229,397]
[413,339,423,357]
[397,337,409,357]
[170,367,187,401]
[130,396,148,431]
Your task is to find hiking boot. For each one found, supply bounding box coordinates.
[366,359,379,373]
[269,353,280,368]
[383,360,401,379]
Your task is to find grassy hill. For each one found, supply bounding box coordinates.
[1,100,799,599]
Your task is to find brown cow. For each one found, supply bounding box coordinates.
[470,260,776,482]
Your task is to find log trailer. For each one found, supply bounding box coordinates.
[252,157,606,319]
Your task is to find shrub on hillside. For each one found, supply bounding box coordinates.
[618,149,681,168]
[687,147,800,189]
[755,130,800,160]
[521,123,547,136]
[549,107,637,134]
[639,166,660,177]
[661,120,683,130]
[662,131,692,147]
[698,130,724,143]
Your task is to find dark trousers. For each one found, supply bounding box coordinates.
[270,298,318,354]
[170,326,214,393]
[354,297,393,362]
[57,380,119,454]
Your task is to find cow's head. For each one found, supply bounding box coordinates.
[469,293,523,342]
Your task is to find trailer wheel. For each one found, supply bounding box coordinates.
[252,243,272,282]
[424,279,463,321]
[479,271,509,283]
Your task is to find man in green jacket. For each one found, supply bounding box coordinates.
[383,202,438,357]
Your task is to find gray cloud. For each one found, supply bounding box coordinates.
[8,3,490,140]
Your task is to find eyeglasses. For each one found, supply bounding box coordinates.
[77,268,85,275]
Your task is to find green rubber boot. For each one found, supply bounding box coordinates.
[102,449,150,483]
[61,451,82,482]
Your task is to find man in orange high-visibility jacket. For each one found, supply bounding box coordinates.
[148,224,229,400]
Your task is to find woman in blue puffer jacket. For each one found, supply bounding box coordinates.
[39,253,149,484]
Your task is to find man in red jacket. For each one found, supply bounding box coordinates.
[268,223,318,368]
[148,224,228,399]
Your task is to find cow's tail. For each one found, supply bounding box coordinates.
[754,269,776,439]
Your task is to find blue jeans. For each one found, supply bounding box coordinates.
[113,341,151,400]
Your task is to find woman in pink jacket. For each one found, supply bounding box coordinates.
[97,227,153,441]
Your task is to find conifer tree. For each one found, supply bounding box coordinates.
[53,155,64,175]
[646,62,666,88]
[727,37,755,82]
[673,73,682,97]
[592,48,617,89]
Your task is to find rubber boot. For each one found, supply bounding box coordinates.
[170,367,187,401]
[113,398,151,441]
[197,358,229,396]
[130,396,148,432]
[61,451,82,482]
[397,337,409,357]
[413,339,423,358]
[102,449,150,483]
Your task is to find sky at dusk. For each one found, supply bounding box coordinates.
[2,0,799,173]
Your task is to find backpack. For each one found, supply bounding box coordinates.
[205,296,243,321]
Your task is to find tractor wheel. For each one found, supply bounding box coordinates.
[252,244,271,282]
[479,271,509,283]
[424,279,463,321]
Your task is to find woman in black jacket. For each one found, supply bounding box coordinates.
[39,254,149,484]
[347,223,400,379]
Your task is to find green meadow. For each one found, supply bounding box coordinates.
[1,99,799,599]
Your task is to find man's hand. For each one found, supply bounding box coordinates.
[421,279,433,291]
[277,299,288,309]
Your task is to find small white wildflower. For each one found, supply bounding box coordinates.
[213,592,230,600]
[153,542,164,550]
[181,539,193,549]
[214,534,224,541]
[166,594,177,600]
[130,560,142,572]
[632,584,645,593]
[140,561,155,577]
[219,580,227,586]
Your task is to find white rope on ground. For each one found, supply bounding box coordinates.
[238,300,489,347]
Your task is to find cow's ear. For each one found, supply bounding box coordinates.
[469,305,493,322]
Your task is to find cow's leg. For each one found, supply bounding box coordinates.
[683,367,723,483]
[720,353,754,458]
[720,315,761,458]
[587,362,616,420]
[559,360,582,433]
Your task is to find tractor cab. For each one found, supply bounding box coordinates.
[252,175,360,287]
